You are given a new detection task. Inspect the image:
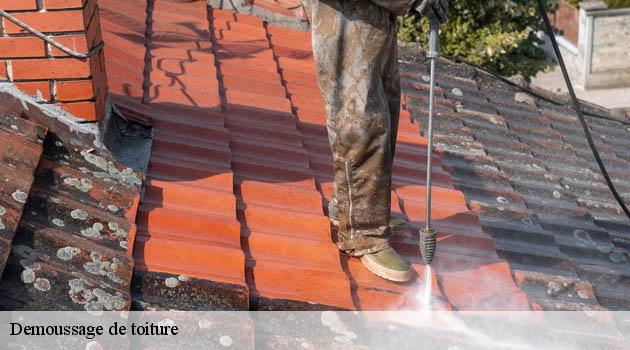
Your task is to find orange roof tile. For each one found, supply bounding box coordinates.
[98,1,530,311]
[3,0,629,316]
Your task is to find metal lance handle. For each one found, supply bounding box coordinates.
[420,18,440,265]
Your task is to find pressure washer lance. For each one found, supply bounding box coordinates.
[419,18,440,266]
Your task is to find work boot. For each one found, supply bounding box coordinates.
[361,247,412,282]
[327,198,411,237]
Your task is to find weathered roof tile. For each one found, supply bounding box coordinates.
[0,117,45,277]
[0,82,142,310]
[401,48,630,309]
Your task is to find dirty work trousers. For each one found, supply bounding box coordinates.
[300,0,417,256]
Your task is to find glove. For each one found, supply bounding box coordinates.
[414,0,449,23]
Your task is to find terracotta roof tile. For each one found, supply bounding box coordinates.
[93,1,630,311]
[401,55,630,310]
[267,23,527,310]
[100,0,248,310]
[0,85,142,310]
[250,0,305,18]
[0,116,46,276]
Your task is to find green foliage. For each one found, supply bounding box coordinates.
[565,0,630,8]
[397,0,559,80]
[604,0,630,8]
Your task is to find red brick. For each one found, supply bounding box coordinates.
[0,61,7,80]
[82,0,98,26]
[4,11,86,34]
[45,0,86,9]
[2,0,107,123]
[56,80,94,101]
[0,37,44,58]
[0,0,37,10]
[15,81,51,100]
[90,50,107,78]
[58,101,97,120]
[51,35,89,57]
[85,7,103,47]
[12,58,91,80]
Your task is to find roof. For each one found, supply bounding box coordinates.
[398,54,630,310]
[3,0,629,312]
[208,0,309,30]
[101,0,630,311]
[99,0,526,311]
[0,85,143,310]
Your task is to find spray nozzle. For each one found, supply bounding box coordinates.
[419,228,437,265]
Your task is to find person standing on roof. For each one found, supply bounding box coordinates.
[299,0,448,282]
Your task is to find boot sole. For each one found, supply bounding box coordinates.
[360,255,412,283]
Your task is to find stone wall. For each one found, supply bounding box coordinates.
[576,1,630,88]
[591,11,630,72]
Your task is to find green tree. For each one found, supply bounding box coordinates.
[603,0,630,8]
[567,0,630,8]
[397,0,559,80]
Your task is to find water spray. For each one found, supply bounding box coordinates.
[419,17,440,266]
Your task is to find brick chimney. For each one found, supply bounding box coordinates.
[0,0,108,123]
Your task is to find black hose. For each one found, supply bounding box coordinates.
[535,0,630,221]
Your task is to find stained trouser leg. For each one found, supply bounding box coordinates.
[382,20,402,167]
[301,0,401,256]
